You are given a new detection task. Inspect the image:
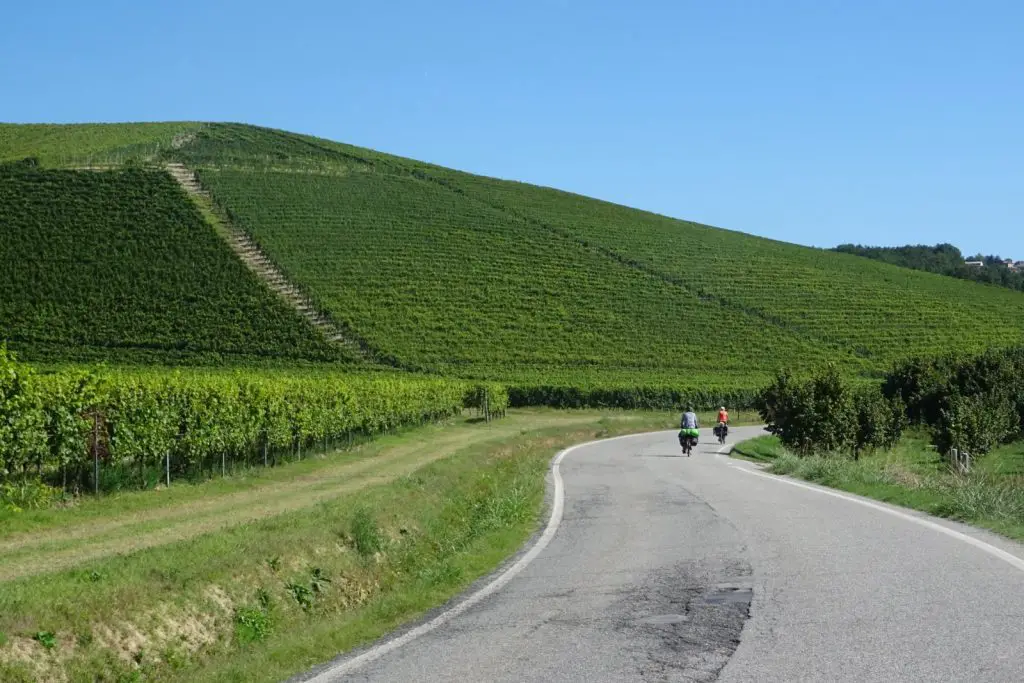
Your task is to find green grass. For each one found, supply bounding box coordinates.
[0,165,354,364]
[734,433,1024,541]
[0,409,683,683]
[729,435,788,463]
[170,122,387,171]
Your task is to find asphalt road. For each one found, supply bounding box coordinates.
[302,426,1024,682]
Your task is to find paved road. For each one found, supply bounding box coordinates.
[302,426,1024,682]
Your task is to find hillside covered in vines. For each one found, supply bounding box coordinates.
[3,122,1024,396]
[0,163,355,365]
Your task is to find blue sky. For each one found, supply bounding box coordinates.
[2,0,1021,257]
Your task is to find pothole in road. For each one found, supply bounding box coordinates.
[702,587,753,606]
[615,558,754,681]
[638,613,689,625]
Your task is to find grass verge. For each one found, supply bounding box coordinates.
[733,433,1024,542]
[0,408,697,682]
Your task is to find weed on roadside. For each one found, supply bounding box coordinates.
[351,507,383,557]
[234,603,273,645]
[285,581,314,611]
[935,473,1024,523]
[309,567,332,596]
[751,436,1024,541]
[33,631,57,650]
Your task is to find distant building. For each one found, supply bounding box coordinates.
[964,260,985,267]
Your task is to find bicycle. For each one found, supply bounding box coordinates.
[715,421,728,445]
[678,430,698,456]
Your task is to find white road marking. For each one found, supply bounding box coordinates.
[726,460,1024,574]
[302,430,653,680]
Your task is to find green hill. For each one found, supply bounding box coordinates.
[2,121,1023,398]
[429,172,1024,362]
[0,161,355,365]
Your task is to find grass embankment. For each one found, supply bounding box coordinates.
[0,408,734,683]
[732,433,1024,541]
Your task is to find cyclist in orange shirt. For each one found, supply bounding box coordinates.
[715,406,730,443]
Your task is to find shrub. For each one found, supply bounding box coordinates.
[758,365,855,456]
[0,352,480,497]
[462,383,509,418]
[852,386,907,458]
[33,631,57,650]
[884,346,1024,456]
[883,354,958,426]
[933,391,1017,457]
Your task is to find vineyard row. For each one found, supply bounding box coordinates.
[0,351,774,501]
[0,349,506,498]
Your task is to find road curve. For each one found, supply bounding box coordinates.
[300,427,1024,682]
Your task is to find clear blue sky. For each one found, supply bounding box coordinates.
[2,0,1021,257]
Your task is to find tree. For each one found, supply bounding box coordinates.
[758,365,855,456]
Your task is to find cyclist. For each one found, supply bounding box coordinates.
[679,407,699,453]
[716,406,729,442]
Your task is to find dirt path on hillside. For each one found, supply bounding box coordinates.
[0,413,604,583]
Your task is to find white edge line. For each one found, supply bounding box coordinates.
[303,430,657,681]
[726,459,1024,574]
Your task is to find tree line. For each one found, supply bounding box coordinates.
[835,243,1024,293]
[759,346,1024,459]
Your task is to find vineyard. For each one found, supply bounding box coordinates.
[0,164,354,365]
[2,120,1024,412]
[431,171,1024,366]
[0,347,506,496]
[197,168,850,381]
[0,122,203,167]
[168,122,386,171]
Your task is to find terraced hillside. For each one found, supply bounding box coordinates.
[0,162,356,365]
[2,122,1023,394]
[197,168,839,383]
[432,172,1024,363]
[183,125,1024,380]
